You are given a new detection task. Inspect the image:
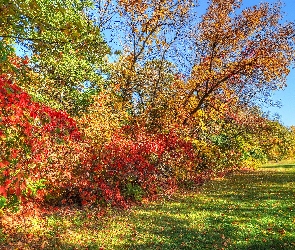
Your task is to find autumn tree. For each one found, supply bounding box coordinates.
[259,120,295,161]
[95,0,295,175]
[95,0,197,120]
[180,0,295,125]
[1,0,295,210]
[82,0,295,177]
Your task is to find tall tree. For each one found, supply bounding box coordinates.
[181,0,295,124]
[104,0,197,104]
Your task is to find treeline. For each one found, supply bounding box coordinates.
[0,0,295,210]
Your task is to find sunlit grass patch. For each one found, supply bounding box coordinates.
[260,159,295,171]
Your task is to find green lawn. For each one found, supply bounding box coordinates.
[1,161,295,249]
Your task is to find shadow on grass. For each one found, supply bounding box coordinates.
[0,232,86,250]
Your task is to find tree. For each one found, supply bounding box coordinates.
[100,0,197,109]
[0,0,110,114]
[180,0,295,124]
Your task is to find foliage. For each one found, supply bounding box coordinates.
[0,74,97,208]
[181,0,294,124]
[0,0,110,114]
[101,0,295,127]
[259,120,295,161]
[0,75,196,208]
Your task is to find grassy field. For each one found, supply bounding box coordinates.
[1,161,295,249]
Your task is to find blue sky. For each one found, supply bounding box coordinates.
[242,0,295,127]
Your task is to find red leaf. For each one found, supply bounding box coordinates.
[3,169,9,177]
[15,186,21,196]
[0,160,9,168]
[0,186,7,197]
[4,179,12,187]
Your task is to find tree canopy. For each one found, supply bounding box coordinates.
[1,0,110,114]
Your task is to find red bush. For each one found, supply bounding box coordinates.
[0,75,96,207]
[0,75,199,209]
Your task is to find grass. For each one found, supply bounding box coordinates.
[1,161,295,249]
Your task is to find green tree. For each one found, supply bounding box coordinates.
[0,0,110,115]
